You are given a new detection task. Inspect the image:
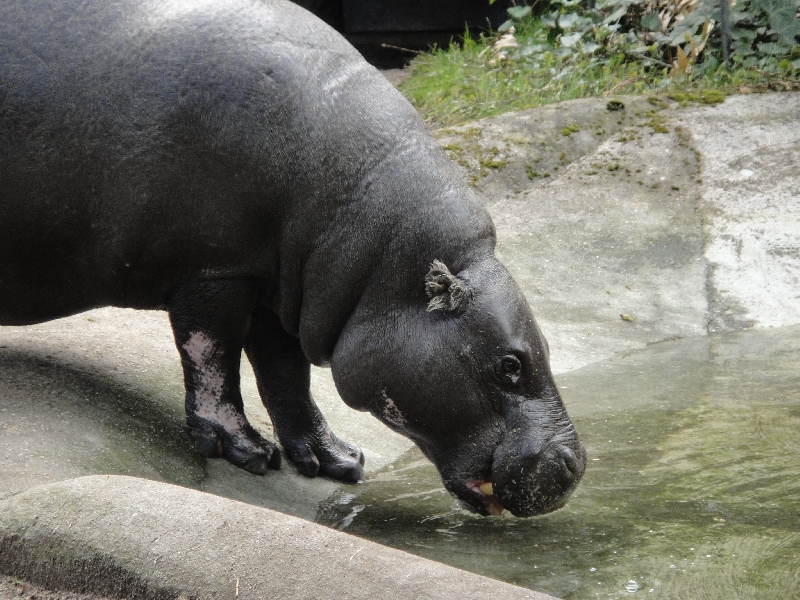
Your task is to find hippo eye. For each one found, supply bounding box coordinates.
[497,355,522,384]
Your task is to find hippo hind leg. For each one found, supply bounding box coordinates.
[168,280,281,475]
[245,308,365,482]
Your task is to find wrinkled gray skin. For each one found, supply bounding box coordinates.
[0,0,585,516]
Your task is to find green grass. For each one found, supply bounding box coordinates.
[398,20,799,127]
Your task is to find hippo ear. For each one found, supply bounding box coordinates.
[425,260,470,313]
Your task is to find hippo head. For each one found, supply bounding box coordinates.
[332,257,586,517]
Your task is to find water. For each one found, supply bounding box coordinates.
[316,326,800,599]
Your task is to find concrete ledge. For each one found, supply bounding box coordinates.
[0,476,552,600]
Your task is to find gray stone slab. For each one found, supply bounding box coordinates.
[0,309,411,519]
[0,476,553,600]
[674,92,800,331]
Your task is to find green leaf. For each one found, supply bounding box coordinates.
[771,10,800,45]
[561,31,583,47]
[669,22,695,44]
[507,5,532,19]
[574,16,596,29]
[603,6,629,24]
[751,0,800,44]
[520,43,550,56]
[559,12,581,29]
[641,13,662,31]
[751,0,791,15]
[758,41,789,53]
[645,30,671,43]
[542,12,559,28]
[730,26,758,42]
[732,30,757,55]
[497,18,514,33]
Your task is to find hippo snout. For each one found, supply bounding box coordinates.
[492,438,587,517]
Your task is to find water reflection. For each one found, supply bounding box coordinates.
[316,326,800,599]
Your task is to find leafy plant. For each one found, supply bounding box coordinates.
[397,0,798,126]
[489,0,799,71]
[729,0,800,63]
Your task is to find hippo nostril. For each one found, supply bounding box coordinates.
[559,447,582,476]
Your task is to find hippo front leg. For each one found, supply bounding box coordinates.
[245,308,365,482]
[169,280,281,475]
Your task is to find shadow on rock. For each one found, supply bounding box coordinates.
[0,346,204,498]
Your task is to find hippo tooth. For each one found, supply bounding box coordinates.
[478,482,494,496]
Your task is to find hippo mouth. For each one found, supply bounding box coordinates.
[455,473,575,517]
[441,475,505,516]
[446,438,586,517]
[464,480,505,516]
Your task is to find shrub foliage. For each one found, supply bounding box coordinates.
[398,0,799,125]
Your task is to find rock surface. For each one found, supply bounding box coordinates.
[437,92,800,372]
[676,94,800,331]
[0,576,119,600]
[0,476,548,600]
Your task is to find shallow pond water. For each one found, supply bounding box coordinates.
[316,326,800,599]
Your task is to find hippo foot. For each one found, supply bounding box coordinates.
[280,426,365,483]
[186,416,281,475]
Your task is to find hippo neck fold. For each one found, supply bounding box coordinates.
[276,137,496,366]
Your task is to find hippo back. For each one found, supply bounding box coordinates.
[0,0,480,338]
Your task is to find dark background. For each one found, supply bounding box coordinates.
[291,0,515,67]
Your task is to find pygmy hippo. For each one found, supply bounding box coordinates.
[0,0,586,516]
